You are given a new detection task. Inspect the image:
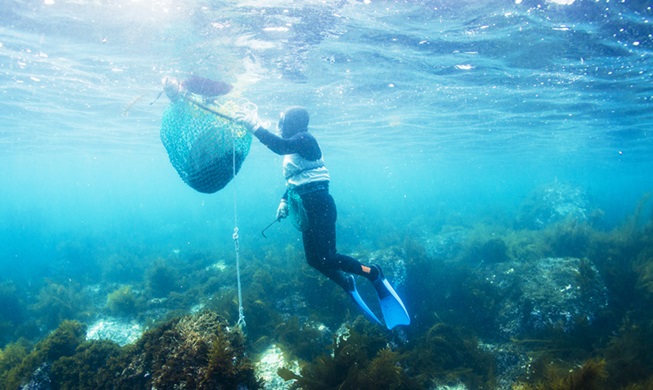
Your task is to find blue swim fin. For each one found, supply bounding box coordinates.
[346,276,382,326]
[372,266,410,330]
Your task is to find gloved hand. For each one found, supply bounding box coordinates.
[162,76,181,102]
[234,110,263,133]
[276,199,289,220]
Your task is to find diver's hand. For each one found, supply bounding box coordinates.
[276,199,289,220]
[235,111,263,133]
[162,76,182,102]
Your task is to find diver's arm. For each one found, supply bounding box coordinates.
[253,129,310,156]
[237,110,320,157]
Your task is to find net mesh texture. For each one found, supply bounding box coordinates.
[160,97,252,193]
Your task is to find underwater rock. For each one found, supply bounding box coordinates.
[255,344,299,390]
[422,226,469,261]
[274,317,333,362]
[21,363,52,390]
[276,292,309,317]
[117,310,260,389]
[514,182,589,230]
[488,257,608,338]
[85,318,142,346]
[433,384,468,390]
[0,312,259,389]
[364,246,408,288]
[480,341,530,389]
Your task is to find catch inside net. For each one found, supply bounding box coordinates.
[160,84,254,194]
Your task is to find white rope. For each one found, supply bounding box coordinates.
[232,124,246,330]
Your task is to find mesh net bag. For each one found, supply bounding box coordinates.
[160,96,252,193]
[287,190,309,231]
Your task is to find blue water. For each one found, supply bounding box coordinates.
[1,0,652,384]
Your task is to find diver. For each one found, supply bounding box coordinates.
[236,106,409,329]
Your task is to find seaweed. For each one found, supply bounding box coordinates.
[50,339,122,390]
[1,320,86,389]
[4,186,653,389]
[513,358,607,390]
[30,280,89,330]
[633,241,653,301]
[1,311,260,390]
[203,326,255,389]
[404,323,495,389]
[364,348,403,389]
[241,268,285,348]
[0,339,30,388]
[601,318,653,387]
[145,258,181,297]
[116,310,261,389]
[0,282,25,347]
[297,267,351,328]
[205,287,239,323]
[545,218,594,258]
[0,282,24,327]
[101,253,144,283]
[624,192,653,237]
[279,320,494,389]
[460,224,512,264]
[409,258,502,337]
[280,322,413,390]
[478,237,510,263]
[274,316,329,361]
[504,229,550,263]
[106,285,142,317]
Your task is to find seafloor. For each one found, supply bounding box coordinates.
[1,182,653,389]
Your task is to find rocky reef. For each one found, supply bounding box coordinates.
[483,256,608,338]
[514,182,591,230]
[3,183,653,389]
[0,311,260,390]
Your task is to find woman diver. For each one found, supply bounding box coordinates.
[236,106,409,329]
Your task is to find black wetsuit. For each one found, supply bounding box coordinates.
[254,128,373,290]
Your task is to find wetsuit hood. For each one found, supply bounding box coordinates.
[280,106,309,138]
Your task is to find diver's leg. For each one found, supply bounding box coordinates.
[302,222,350,290]
[301,190,353,290]
[330,253,379,280]
[302,190,380,281]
